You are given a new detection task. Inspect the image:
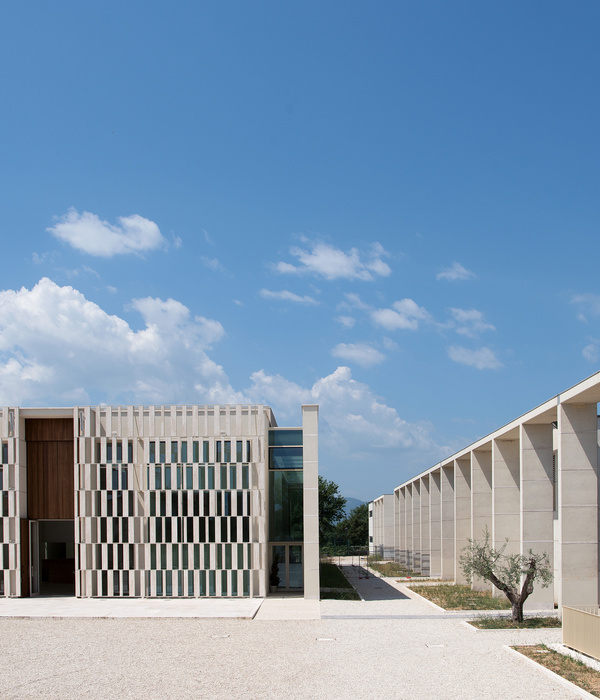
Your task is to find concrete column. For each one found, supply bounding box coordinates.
[405,483,413,570]
[492,438,520,550]
[396,488,406,565]
[430,469,442,578]
[441,464,455,580]
[454,457,471,583]
[471,448,492,591]
[520,422,554,610]
[301,405,319,600]
[394,489,401,562]
[492,437,520,598]
[420,476,430,575]
[559,402,599,608]
[412,480,421,573]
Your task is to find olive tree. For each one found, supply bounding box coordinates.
[459,528,553,622]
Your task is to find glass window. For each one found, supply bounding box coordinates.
[199,570,206,596]
[242,465,249,489]
[229,465,236,490]
[268,429,303,447]
[243,570,250,597]
[181,441,188,463]
[188,570,194,596]
[177,465,182,489]
[231,570,237,596]
[164,466,171,490]
[107,442,113,463]
[95,441,101,464]
[154,466,161,490]
[216,442,222,463]
[116,441,122,464]
[220,464,227,489]
[203,441,209,462]
[128,441,133,463]
[198,466,205,489]
[270,447,303,470]
[236,441,243,462]
[225,543,232,570]
[112,467,119,490]
[269,471,304,541]
[203,543,210,569]
[237,543,244,570]
[171,441,178,463]
[193,441,199,463]
[221,570,227,596]
[186,466,193,489]
[216,544,222,569]
[149,441,155,464]
[121,467,128,490]
[159,441,166,463]
[246,441,251,462]
[207,465,214,489]
[209,570,216,597]
[224,441,231,462]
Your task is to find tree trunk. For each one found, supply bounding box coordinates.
[511,599,524,623]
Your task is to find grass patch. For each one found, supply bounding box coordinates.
[410,583,511,610]
[514,645,600,697]
[471,615,561,629]
[367,561,419,577]
[320,562,352,589]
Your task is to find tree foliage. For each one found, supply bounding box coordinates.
[335,503,369,546]
[459,527,553,622]
[318,476,346,543]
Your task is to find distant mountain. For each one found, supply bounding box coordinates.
[343,497,366,517]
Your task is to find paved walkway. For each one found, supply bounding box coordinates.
[0,568,589,699]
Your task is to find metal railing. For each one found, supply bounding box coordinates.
[563,605,600,660]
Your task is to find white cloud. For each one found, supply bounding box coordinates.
[259,289,319,305]
[447,345,502,370]
[583,341,600,363]
[335,315,356,328]
[0,278,243,405]
[449,308,495,337]
[201,257,225,272]
[572,294,600,322]
[371,298,431,331]
[248,366,444,457]
[273,241,391,281]
[331,343,385,367]
[437,262,476,281]
[48,208,166,257]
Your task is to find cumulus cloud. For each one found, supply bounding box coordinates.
[248,366,445,460]
[572,294,600,322]
[48,208,166,257]
[0,278,243,405]
[371,299,431,331]
[447,345,502,370]
[449,308,495,337]
[259,289,319,305]
[582,341,600,363]
[273,241,391,281]
[437,262,476,281]
[331,343,385,367]
[335,315,356,328]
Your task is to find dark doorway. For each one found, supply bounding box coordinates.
[38,520,75,596]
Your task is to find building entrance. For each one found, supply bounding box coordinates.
[30,520,75,596]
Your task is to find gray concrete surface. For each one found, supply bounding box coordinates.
[0,569,585,699]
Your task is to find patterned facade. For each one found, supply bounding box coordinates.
[0,403,319,599]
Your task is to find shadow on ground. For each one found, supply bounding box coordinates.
[340,565,409,601]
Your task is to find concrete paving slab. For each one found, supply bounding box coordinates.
[0,596,263,619]
[254,597,321,620]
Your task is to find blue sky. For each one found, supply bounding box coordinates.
[1,1,599,501]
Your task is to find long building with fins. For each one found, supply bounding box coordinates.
[369,372,600,611]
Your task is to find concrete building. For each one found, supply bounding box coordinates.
[0,403,319,600]
[368,495,395,559]
[370,372,600,611]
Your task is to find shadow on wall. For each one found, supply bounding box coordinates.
[341,566,409,601]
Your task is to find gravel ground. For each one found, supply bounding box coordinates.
[0,588,579,700]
